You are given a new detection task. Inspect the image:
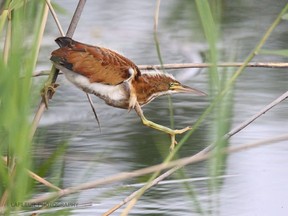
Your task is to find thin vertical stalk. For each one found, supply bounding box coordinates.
[121,1,165,215]
[0,9,9,35]
[153,0,164,66]
[30,3,49,70]
[153,0,175,128]
[3,9,11,64]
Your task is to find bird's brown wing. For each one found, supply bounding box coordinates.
[51,37,141,85]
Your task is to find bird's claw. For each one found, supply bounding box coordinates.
[169,126,192,151]
[41,83,59,108]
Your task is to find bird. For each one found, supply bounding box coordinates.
[50,37,206,150]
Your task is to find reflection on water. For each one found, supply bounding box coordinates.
[34,0,288,215]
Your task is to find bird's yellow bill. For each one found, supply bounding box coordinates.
[173,84,207,96]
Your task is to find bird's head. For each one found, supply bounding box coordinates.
[147,72,206,96]
[167,80,206,96]
[135,72,206,106]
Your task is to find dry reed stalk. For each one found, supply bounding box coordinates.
[1,157,61,191]
[26,132,288,205]
[32,62,288,77]
[104,90,288,215]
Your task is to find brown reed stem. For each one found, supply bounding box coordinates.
[32,61,288,77]
[138,62,288,70]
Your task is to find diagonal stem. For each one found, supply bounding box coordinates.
[30,0,87,139]
[103,90,288,215]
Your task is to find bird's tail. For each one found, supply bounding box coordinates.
[55,37,73,48]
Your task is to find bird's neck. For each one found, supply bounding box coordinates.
[133,72,172,106]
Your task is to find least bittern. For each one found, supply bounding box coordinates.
[50,37,206,150]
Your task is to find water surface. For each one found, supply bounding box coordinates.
[34,1,288,215]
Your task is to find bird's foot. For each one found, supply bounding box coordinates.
[40,83,59,108]
[135,103,193,151]
[169,126,192,151]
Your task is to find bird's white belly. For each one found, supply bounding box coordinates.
[57,65,127,103]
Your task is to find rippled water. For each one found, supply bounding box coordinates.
[34,1,288,215]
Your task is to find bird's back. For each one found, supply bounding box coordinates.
[51,37,141,86]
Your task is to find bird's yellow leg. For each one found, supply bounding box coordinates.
[134,103,191,150]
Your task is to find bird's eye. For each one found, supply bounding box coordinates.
[169,82,178,89]
[169,82,174,88]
